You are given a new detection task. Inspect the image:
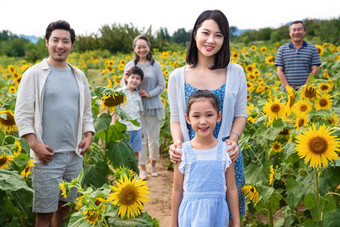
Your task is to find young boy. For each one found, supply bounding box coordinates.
[118,66,144,164]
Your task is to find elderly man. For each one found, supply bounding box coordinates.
[275,20,321,92]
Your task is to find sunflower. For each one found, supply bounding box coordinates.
[232,51,240,59]
[0,110,17,134]
[322,72,330,78]
[295,124,340,168]
[314,93,333,110]
[14,140,22,157]
[163,70,169,77]
[0,153,15,169]
[118,64,125,71]
[108,175,150,219]
[250,45,257,51]
[286,93,296,115]
[9,86,17,94]
[95,197,107,211]
[337,185,340,190]
[105,65,114,72]
[265,55,275,65]
[315,44,324,56]
[241,185,259,203]
[293,99,312,115]
[120,59,126,65]
[263,97,286,120]
[269,165,274,185]
[286,85,294,95]
[327,114,339,125]
[75,196,85,210]
[101,94,126,112]
[245,65,254,73]
[21,160,34,178]
[107,79,113,88]
[301,85,318,100]
[256,83,265,93]
[59,181,71,198]
[247,94,252,101]
[253,69,260,77]
[247,73,257,81]
[318,82,332,93]
[83,208,100,225]
[260,46,267,53]
[271,141,282,153]
[247,82,255,93]
[294,113,309,129]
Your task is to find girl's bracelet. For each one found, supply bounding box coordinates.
[230,131,240,139]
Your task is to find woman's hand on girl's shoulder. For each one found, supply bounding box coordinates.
[169,140,183,163]
[225,139,239,162]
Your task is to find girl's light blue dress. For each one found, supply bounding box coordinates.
[178,141,229,226]
[185,83,246,216]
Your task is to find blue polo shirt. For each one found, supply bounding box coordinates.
[275,41,321,91]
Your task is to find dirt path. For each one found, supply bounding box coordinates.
[142,155,173,227]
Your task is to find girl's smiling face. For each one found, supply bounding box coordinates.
[185,98,221,137]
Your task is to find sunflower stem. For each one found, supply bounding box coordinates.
[314,167,322,221]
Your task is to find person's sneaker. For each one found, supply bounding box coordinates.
[140,170,148,180]
[151,166,158,177]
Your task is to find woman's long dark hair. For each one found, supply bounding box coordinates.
[133,35,155,66]
[186,10,230,69]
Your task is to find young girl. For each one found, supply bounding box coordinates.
[171,90,240,227]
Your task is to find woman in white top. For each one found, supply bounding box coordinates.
[168,9,247,223]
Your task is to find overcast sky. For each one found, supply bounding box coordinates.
[1,0,339,37]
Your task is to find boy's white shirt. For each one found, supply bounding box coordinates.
[119,86,144,131]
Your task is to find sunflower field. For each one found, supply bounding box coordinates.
[0,42,340,226]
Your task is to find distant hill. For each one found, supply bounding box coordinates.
[231,26,251,36]
[18,34,40,44]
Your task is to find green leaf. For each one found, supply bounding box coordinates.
[321,195,336,214]
[303,192,316,210]
[81,164,110,188]
[106,139,139,173]
[93,113,112,133]
[285,178,304,208]
[0,169,33,193]
[108,211,154,227]
[259,119,285,141]
[257,185,274,203]
[304,219,322,227]
[107,121,127,141]
[244,164,266,185]
[324,209,340,227]
[68,210,91,227]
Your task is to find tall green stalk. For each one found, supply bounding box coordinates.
[314,168,321,221]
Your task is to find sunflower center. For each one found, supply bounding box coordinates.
[119,185,138,205]
[271,104,281,113]
[308,136,328,155]
[304,87,317,98]
[0,112,15,126]
[250,187,255,193]
[24,166,29,173]
[319,98,328,107]
[289,95,295,107]
[298,119,305,127]
[320,85,329,91]
[0,157,8,166]
[300,104,307,111]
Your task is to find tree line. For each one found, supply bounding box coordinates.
[0,17,339,62]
